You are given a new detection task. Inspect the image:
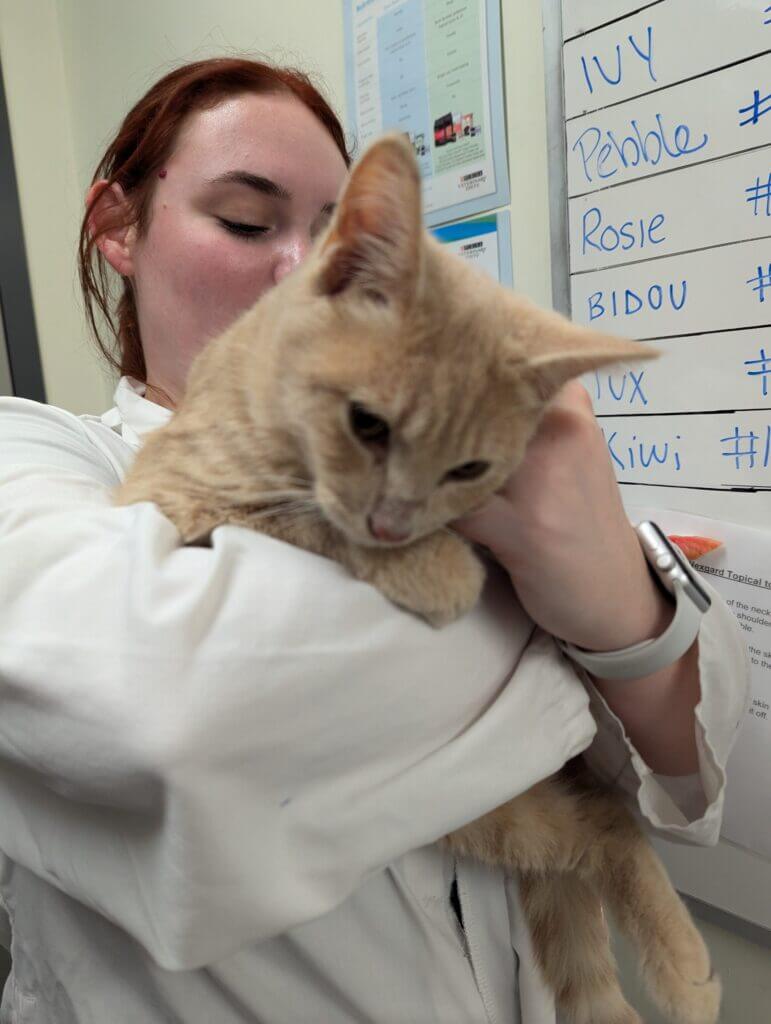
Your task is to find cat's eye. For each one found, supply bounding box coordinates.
[444,460,490,483]
[349,403,390,447]
[218,217,270,239]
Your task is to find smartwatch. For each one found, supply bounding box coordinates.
[556,521,712,681]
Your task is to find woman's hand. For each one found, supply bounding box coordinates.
[453,381,671,651]
[454,380,703,775]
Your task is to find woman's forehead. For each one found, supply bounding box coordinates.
[170,93,347,194]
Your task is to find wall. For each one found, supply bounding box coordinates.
[0,0,552,414]
[0,0,113,413]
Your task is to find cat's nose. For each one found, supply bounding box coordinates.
[367,516,411,543]
[368,499,418,543]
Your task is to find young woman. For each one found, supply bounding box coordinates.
[0,57,748,1023]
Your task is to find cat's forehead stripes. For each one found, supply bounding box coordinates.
[396,369,492,456]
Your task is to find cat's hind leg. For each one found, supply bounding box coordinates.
[520,872,641,1024]
[596,834,720,1024]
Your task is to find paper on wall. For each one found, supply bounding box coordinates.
[431,211,513,287]
[629,505,771,861]
[343,0,509,227]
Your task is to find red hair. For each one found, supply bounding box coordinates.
[78,58,351,383]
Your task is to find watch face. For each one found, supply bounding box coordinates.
[637,521,712,613]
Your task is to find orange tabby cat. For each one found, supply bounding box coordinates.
[115,134,719,1024]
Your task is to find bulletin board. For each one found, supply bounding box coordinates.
[543,0,771,942]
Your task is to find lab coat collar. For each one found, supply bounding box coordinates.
[103,376,172,447]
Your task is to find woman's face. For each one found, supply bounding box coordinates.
[125,92,349,407]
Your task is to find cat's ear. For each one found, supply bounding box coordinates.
[317,133,422,304]
[517,318,658,402]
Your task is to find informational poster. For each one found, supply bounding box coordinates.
[343,0,509,227]
[560,0,771,492]
[629,506,770,861]
[431,211,513,287]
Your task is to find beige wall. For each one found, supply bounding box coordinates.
[0,0,113,413]
[0,0,551,414]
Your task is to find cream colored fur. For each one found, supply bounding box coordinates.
[116,134,719,1023]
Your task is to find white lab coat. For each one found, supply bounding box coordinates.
[0,377,750,1023]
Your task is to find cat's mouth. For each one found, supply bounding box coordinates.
[366,514,412,545]
[320,502,419,548]
[341,514,417,548]
[318,486,422,547]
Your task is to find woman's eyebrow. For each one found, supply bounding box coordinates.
[207,170,292,200]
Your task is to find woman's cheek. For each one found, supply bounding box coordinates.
[174,232,275,329]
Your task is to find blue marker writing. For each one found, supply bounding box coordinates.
[588,281,687,321]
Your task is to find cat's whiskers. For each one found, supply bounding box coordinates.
[244,487,311,505]
[253,472,314,490]
[242,497,320,524]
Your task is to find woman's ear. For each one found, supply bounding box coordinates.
[85,180,138,277]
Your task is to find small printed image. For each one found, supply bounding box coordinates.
[433,111,481,147]
[433,112,453,147]
[404,130,428,158]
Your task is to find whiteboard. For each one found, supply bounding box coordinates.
[569,147,771,272]
[600,410,771,487]
[545,0,771,938]
[563,0,771,118]
[562,0,659,41]
[586,328,771,414]
[571,237,771,340]
[566,52,771,196]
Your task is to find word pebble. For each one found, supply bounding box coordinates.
[573,114,709,185]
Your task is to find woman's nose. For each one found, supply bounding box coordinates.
[273,235,312,284]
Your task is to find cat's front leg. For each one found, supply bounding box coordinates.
[213,505,346,563]
[178,503,484,626]
[344,530,486,627]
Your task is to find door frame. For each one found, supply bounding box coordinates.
[0,59,46,401]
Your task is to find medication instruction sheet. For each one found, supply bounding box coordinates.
[630,506,770,861]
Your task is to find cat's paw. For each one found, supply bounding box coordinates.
[351,531,486,626]
[646,953,721,1024]
[640,901,721,1024]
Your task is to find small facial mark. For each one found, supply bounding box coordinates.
[158,169,168,179]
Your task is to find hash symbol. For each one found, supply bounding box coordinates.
[746,173,771,216]
[720,427,759,469]
[739,89,771,127]
[720,426,771,470]
[747,264,771,302]
[744,347,771,397]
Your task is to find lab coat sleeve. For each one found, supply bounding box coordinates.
[0,397,598,970]
[579,580,751,845]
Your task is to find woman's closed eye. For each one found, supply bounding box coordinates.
[218,217,271,239]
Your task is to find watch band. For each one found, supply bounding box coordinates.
[556,578,702,681]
